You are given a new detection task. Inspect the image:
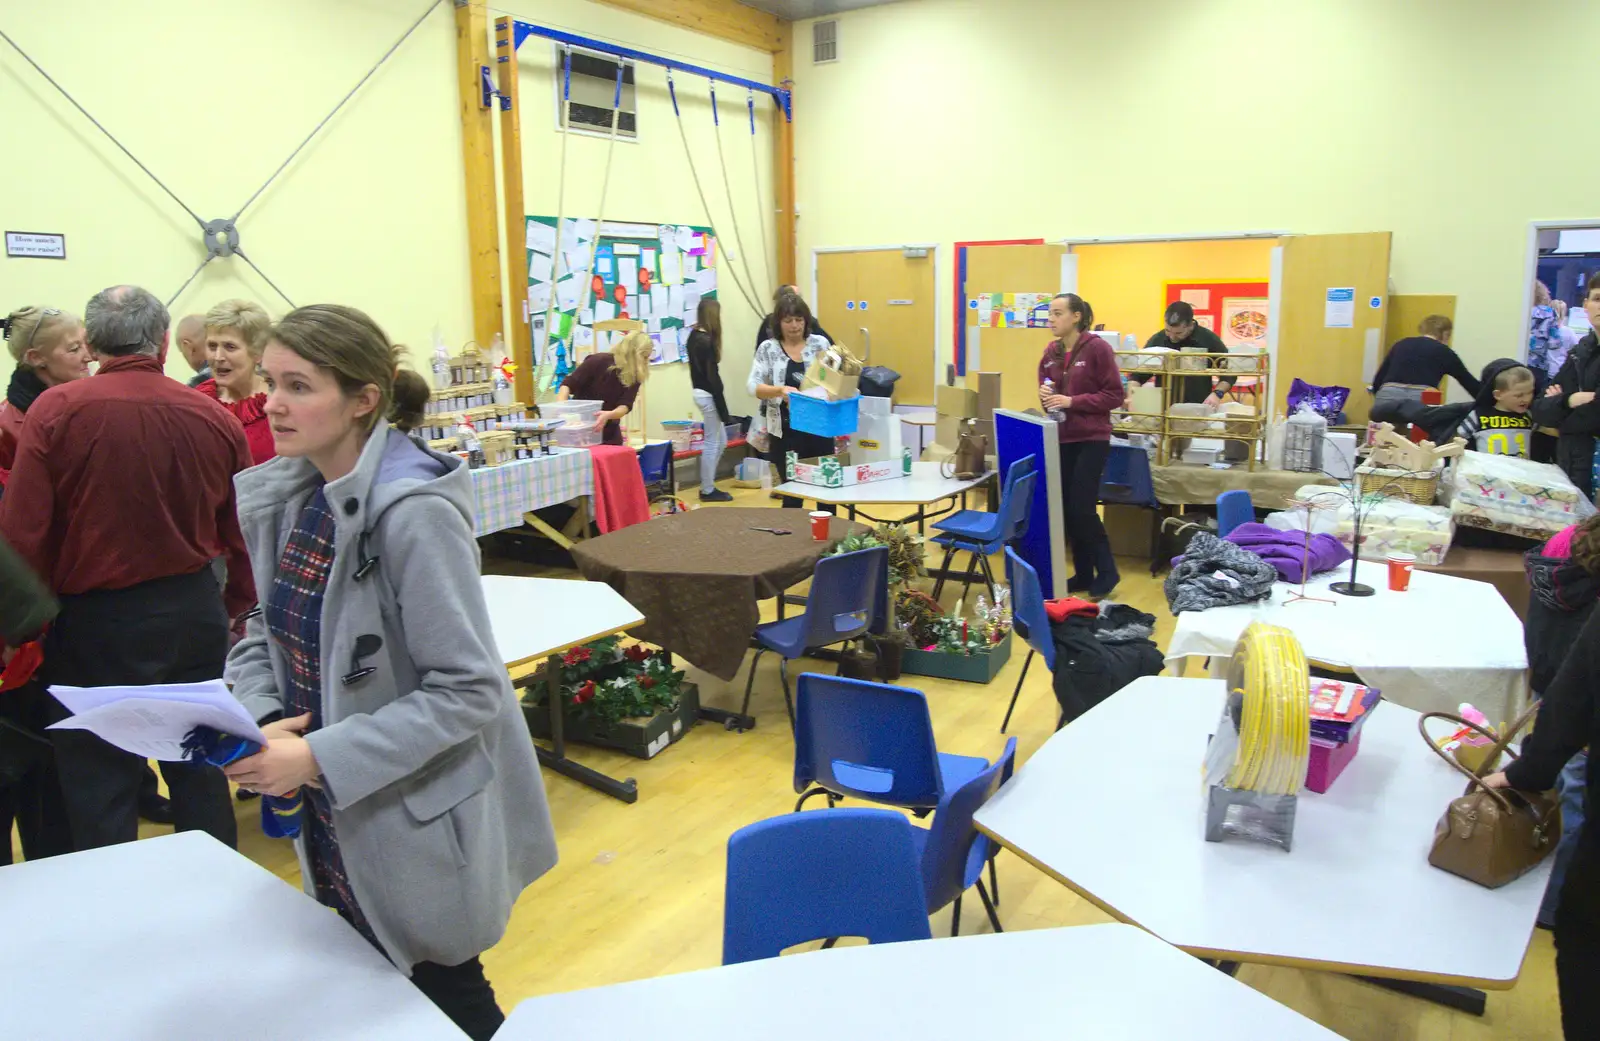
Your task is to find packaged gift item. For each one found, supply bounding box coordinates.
[1336,497,1455,565]
[1203,622,1310,851]
[1450,450,1596,539]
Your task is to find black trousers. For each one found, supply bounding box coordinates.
[411,958,504,1041]
[42,569,237,851]
[0,681,74,865]
[1059,440,1117,590]
[767,424,837,511]
[1555,842,1600,1040]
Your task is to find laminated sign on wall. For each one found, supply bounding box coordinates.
[1324,287,1355,329]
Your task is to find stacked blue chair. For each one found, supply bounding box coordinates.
[792,673,989,815]
[739,547,888,731]
[1216,488,1253,537]
[1099,443,1162,575]
[999,546,1056,734]
[635,441,679,513]
[929,455,1037,607]
[912,737,1017,935]
[723,808,933,965]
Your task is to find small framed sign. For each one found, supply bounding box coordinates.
[5,231,66,260]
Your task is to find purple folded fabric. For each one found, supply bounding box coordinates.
[1223,522,1350,584]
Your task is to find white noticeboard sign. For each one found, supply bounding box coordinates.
[5,231,66,259]
[1324,287,1355,329]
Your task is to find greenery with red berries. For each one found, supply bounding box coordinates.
[534,636,687,726]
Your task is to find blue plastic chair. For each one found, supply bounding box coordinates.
[1099,443,1163,575]
[792,673,989,814]
[930,455,1038,606]
[636,441,675,500]
[999,547,1057,734]
[723,808,933,965]
[912,737,1017,936]
[1216,489,1253,537]
[740,547,888,729]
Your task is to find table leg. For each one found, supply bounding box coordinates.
[522,511,574,551]
[525,656,638,804]
[1351,977,1486,1016]
[915,505,926,536]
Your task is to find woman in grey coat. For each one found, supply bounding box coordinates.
[221,305,555,1040]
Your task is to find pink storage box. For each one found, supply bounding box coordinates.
[1306,728,1363,794]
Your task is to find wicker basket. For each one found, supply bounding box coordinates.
[1354,465,1439,505]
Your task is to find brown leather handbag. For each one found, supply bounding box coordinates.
[1419,703,1560,889]
[942,418,988,480]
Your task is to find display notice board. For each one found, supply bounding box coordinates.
[525,216,719,391]
[996,409,1066,599]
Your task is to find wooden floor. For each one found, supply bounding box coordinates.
[18,480,1560,1039]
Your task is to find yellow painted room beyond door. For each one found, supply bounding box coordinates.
[815,248,937,407]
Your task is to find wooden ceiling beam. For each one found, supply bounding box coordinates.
[590,0,786,54]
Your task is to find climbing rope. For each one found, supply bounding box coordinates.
[665,72,763,317]
[746,90,775,296]
[574,63,628,348]
[709,81,773,317]
[531,47,576,398]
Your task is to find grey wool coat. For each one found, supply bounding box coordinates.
[225,420,557,972]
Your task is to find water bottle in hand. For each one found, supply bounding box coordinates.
[1042,379,1066,423]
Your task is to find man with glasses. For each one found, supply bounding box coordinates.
[0,285,255,850]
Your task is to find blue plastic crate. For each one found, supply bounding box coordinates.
[788,392,860,437]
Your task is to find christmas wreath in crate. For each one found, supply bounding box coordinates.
[524,637,688,725]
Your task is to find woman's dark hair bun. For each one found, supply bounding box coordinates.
[389,367,431,433]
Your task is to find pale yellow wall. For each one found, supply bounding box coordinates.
[790,0,1587,383]
[1074,239,1276,346]
[1,0,775,431]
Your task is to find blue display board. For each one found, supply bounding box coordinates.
[995,410,1066,599]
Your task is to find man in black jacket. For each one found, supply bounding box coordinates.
[0,535,71,864]
[1531,273,1600,500]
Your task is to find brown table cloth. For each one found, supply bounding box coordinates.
[570,508,863,681]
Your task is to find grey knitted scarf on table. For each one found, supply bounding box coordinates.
[1164,532,1278,614]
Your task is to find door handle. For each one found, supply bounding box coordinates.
[859,326,871,362]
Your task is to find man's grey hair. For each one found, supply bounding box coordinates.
[84,285,169,357]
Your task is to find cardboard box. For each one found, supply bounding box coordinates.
[803,355,860,401]
[785,448,913,488]
[935,384,978,418]
[967,371,1002,421]
[935,413,964,451]
[1105,503,1158,558]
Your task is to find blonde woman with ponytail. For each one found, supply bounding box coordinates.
[222,304,554,1039]
[556,330,654,445]
[1,306,91,483]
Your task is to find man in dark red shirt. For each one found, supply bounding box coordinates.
[0,285,255,850]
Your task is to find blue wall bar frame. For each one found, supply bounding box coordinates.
[509,21,792,122]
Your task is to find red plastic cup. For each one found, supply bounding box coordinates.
[810,511,831,541]
[1387,551,1416,592]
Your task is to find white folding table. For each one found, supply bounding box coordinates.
[1165,569,1529,723]
[495,924,1341,1040]
[481,574,644,803]
[774,461,994,534]
[974,676,1550,1016]
[0,832,465,1041]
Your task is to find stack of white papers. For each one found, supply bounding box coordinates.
[48,680,267,761]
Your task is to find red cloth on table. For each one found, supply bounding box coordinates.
[588,445,650,533]
[1044,597,1100,623]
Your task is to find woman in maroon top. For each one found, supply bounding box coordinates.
[194,299,276,466]
[1038,293,1124,597]
[557,332,653,446]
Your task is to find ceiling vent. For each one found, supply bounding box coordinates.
[813,20,838,64]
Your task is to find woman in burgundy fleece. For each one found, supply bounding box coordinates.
[1038,293,1124,596]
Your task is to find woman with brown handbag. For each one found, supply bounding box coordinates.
[1483,602,1600,1040]
[1036,293,1124,598]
